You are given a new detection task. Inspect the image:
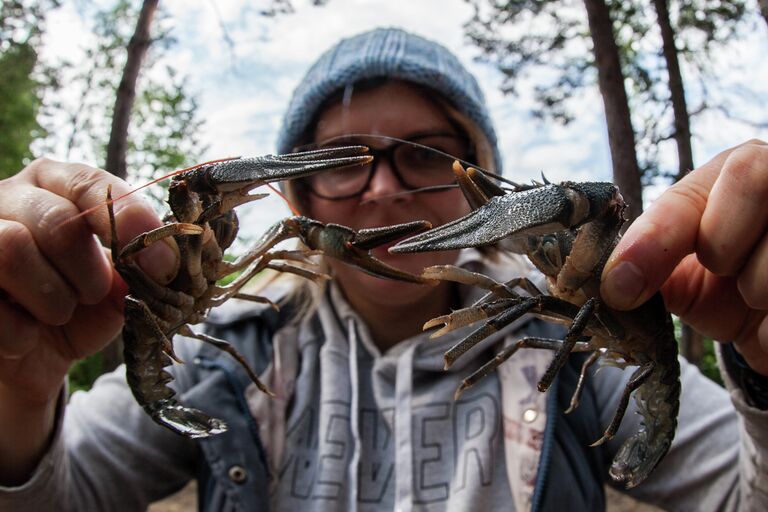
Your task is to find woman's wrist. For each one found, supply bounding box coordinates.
[722,342,768,410]
[0,383,61,486]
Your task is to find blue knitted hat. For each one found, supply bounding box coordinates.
[276,27,501,171]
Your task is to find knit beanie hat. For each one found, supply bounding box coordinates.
[276,27,501,171]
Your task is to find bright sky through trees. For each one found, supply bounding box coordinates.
[39,0,768,235]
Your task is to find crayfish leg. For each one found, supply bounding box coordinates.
[232,293,280,311]
[538,297,597,393]
[119,223,203,259]
[565,350,601,414]
[265,261,330,284]
[444,296,540,369]
[421,265,513,297]
[425,298,517,338]
[455,341,523,399]
[591,360,655,447]
[455,336,594,400]
[178,326,275,397]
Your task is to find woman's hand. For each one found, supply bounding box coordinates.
[601,139,768,376]
[0,158,173,406]
[0,158,178,484]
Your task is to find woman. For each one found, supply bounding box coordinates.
[1,28,767,511]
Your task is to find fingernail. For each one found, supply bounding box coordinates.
[603,261,645,310]
[137,239,179,285]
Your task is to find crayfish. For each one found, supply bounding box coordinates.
[391,162,681,488]
[107,147,432,438]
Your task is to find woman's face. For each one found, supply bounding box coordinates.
[304,80,472,310]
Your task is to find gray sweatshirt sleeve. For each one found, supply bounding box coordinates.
[0,359,199,511]
[595,350,768,511]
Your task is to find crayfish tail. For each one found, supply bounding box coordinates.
[152,403,228,439]
[609,430,671,489]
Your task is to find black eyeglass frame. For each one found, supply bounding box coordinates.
[293,132,476,201]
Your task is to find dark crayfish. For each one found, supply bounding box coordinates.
[108,147,432,438]
[392,162,680,488]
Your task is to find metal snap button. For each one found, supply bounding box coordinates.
[523,408,538,423]
[228,465,247,484]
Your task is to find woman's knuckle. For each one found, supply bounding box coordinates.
[738,277,768,310]
[36,201,77,235]
[0,221,34,274]
[722,145,768,193]
[63,163,110,203]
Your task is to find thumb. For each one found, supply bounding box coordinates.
[600,146,732,310]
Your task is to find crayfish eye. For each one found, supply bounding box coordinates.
[541,237,563,269]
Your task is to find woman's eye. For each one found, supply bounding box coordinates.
[400,147,446,167]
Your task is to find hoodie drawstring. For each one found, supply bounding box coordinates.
[394,342,418,512]
[347,318,361,512]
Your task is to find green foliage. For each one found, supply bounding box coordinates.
[52,0,205,208]
[0,0,59,177]
[0,42,41,177]
[67,353,104,395]
[673,317,723,386]
[699,337,723,386]
[128,66,207,209]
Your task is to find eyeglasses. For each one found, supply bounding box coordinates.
[294,132,473,200]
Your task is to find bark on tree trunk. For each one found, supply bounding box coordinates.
[652,0,694,180]
[583,0,644,223]
[104,0,158,180]
[101,0,159,373]
[653,0,704,366]
[759,0,768,30]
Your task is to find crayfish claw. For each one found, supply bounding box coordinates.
[198,145,373,189]
[352,220,432,250]
[154,404,227,439]
[423,315,451,338]
[424,307,490,338]
[451,161,505,210]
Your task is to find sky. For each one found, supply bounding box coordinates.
[40,0,768,240]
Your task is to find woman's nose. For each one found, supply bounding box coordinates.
[361,159,410,202]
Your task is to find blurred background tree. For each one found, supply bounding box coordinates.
[0,0,59,178]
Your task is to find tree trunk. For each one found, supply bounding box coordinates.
[652,0,694,180]
[583,0,644,223]
[101,0,159,372]
[759,0,768,30]
[104,0,158,180]
[653,0,704,366]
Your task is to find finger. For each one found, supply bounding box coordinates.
[0,219,77,325]
[0,300,39,358]
[697,141,768,276]
[660,254,755,342]
[20,158,142,241]
[738,231,768,310]
[22,158,178,284]
[0,184,113,305]
[601,144,735,310]
[661,253,768,377]
[58,290,126,360]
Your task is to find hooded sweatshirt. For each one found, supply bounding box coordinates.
[1,251,767,511]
